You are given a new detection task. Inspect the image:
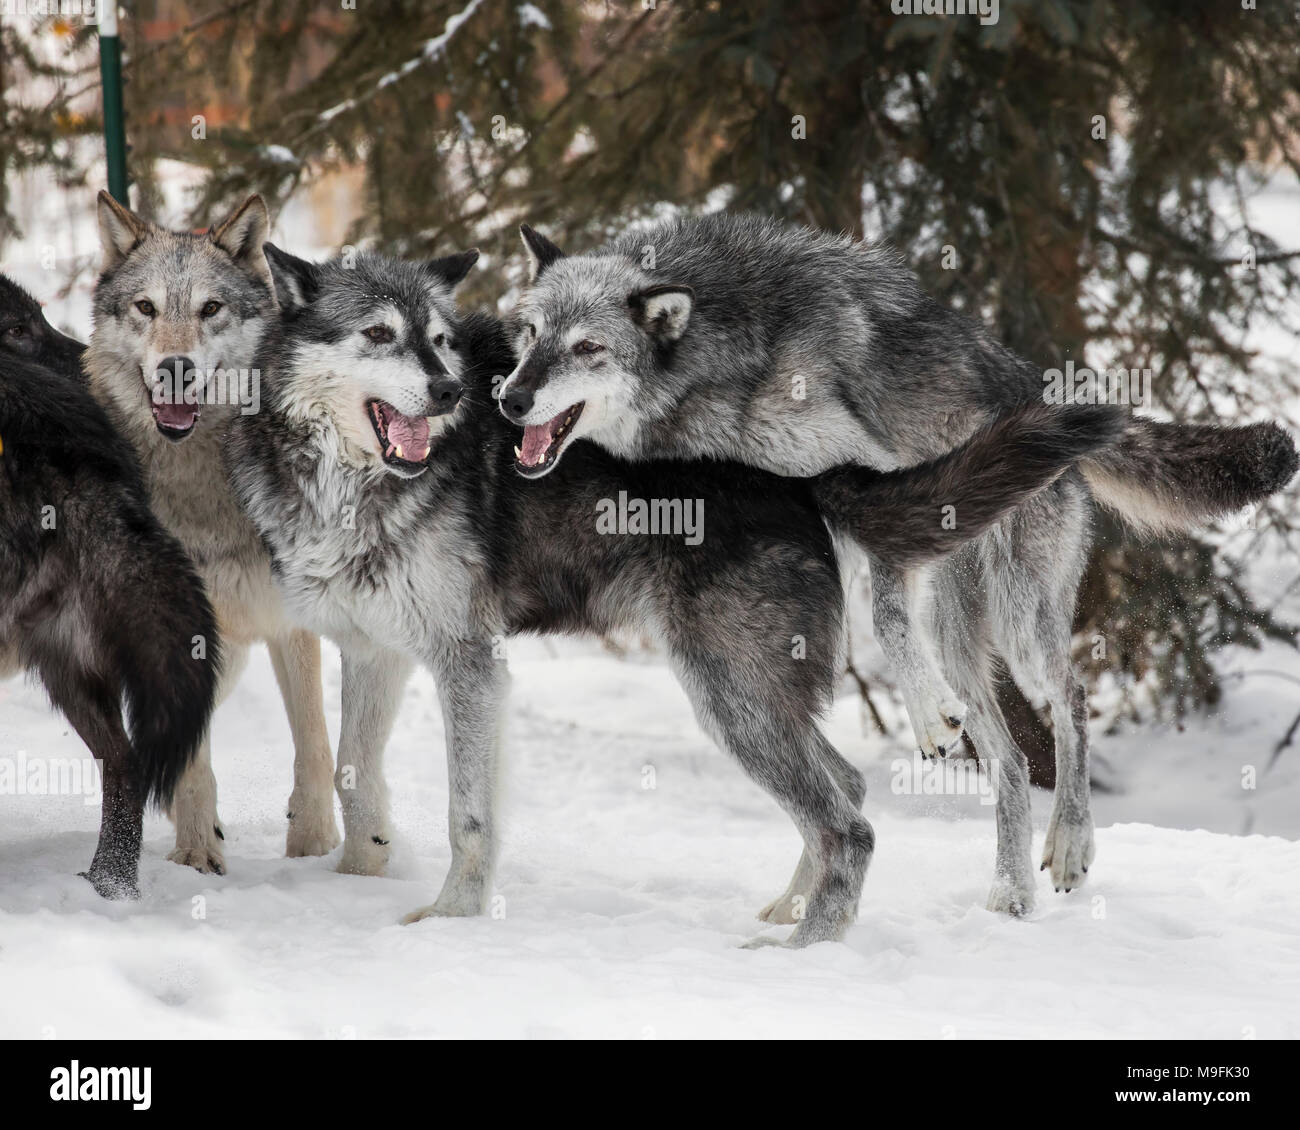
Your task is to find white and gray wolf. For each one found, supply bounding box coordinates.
[83,191,338,874]
[0,334,220,897]
[224,243,1117,945]
[499,212,1299,914]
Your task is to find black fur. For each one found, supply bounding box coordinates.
[0,273,86,384]
[0,350,220,897]
[813,403,1126,569]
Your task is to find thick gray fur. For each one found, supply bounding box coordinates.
[501,212,1298,913]
[225,246,1118,944]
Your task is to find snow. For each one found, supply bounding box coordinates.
[517,3,551,31]
[2,630,1299,1039]
[1,92,1297,1042]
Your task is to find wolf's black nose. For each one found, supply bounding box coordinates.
[503,387,533,422]
[428,380,463,415]
[156,355,197,383]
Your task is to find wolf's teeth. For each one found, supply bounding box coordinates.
[395,444,405,460]
[514,445,522,459]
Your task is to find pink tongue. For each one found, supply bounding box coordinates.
[154,402,198,430]
[519,413,565,467]
[386,409,430,458]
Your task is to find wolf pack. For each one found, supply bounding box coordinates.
[0,192,1293,947]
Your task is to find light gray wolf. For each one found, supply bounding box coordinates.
[0,343,219,897]
[0,273,85,383]
[499,212,1298,914]
[224,243,1118,946]
[83,191,338,874]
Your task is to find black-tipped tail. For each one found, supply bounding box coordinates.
[813,403,1125,568]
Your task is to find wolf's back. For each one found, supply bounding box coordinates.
[1080,417,1298,534]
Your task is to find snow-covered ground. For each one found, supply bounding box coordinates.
[2,97,1298,1039]
[2,629,1298,1040]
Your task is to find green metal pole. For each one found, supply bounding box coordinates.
[98,4,128,204]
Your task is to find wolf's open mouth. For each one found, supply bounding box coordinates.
[153,401,200,441]
[368,399,434,473]
[515,402,584,478]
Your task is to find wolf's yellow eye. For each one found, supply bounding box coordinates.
[573,339,604,355]
[363,325,395,344]
[200,300,223,318]
[135,300,156,317]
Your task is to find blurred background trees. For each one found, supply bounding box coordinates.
[5,0,1299,776]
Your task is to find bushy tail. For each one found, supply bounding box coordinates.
[812,403,1126,568]
[108,523,222,808]
[1079,416,1299,534]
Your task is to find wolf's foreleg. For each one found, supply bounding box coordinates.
[269,630,340,858]
[167,642,247,875]
[402,635,506,924]
[869,558,967,757]
[335,645,413,876]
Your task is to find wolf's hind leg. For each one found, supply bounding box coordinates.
[45,671,142,898]
[870,558,967,758]
[987,482,1095,894]
[675,654,871,947]
[335,645,413,876]
[758,745,865,925]
[269,630,340,858]
[930,558,1036,915]
[167,642,247,875]
[403,636,506,924]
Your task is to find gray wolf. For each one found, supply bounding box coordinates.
[0,273,85,383]
[224,244,1118,946]
[0,344,219,897]
[83,191,338,874]
[500,212,1298,914]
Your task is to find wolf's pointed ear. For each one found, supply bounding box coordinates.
[422,249,479,290]
[211,194,272,287]
[263,243,320,314]
[96,190,149,271]
[519,224,565,282]
[628,284,693,342]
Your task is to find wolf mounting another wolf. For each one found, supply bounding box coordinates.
[222,242,1119,944]
[499,212,1298,913]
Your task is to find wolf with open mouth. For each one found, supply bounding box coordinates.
[499,212,1298,914]
[226,244,1122,946]
[83,191,340,875]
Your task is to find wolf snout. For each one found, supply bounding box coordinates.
[155,354,198,385]
[427,378,463,415]
[501,385,533,423]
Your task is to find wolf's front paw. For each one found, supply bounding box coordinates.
[756,891,806,925]
[402,870,487,923]
[904,687,968,759]
[337,832,390,877]
[285,796,341,858]
[166,839,226,877]
[1041,812,1094,893]
[986,878,1035,917]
